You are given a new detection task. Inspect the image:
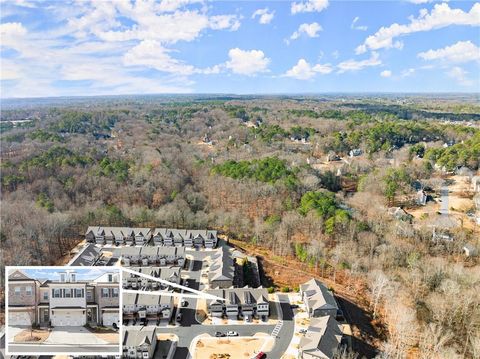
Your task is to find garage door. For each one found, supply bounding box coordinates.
[9,311,31,326]
[51,311,85,326]
[102,312,119,327]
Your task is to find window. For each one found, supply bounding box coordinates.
[112,288,119,297]
[102,288,109,297]
[25,286,32,295]
[60,273,66,282]
[43,291,48,300]
[14,287,20,295]
[53,289,61,298]
[108,274,113,282]
[65,288,72,298]
[75,289,83,298]
[71,274,76,282]
[87,291,93,301]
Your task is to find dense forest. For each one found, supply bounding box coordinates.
[1,95,479,358]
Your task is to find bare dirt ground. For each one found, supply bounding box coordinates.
[193,334,273,359]
[14,328,50,342]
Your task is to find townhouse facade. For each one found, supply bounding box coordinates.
[123,327,158,359]
[298,316,343,359]
[8,269,120,328]
[122,293,173,322]
[85,226,153,246]
[85,226,218,248]
[206,288,270,321]
[153,228,218,248]
[120,246,186,268]
[122,267,181,291]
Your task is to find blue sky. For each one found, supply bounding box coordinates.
[0,0,479,98]
[11,268,117,280]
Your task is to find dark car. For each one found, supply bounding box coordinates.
[215,331,224,337]
[255,352,266,359]
[290,304,299,309]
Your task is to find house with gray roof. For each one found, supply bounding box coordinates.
[208,245,235,289]
[68,244,101,266]
[152,228,218,248]
[122,327,157,359]
[300,279,339,318]
[299,315,343,359]
[206,287,269,320]
[85,226,152,246]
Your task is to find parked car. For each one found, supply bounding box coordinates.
[181,300,188,307]
[226,331,238,336]
[255,352,267,359]
[215,331,224,337]
[299,329,307,334]
[176,313,183,322]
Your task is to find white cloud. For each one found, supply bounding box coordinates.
[291,0,329,14]
[123,40,196,75]
[251,8,274,24]
[418,40,480,63]
[446,66,473,86]
[380,70,392,77]
[356,3,480,54]
[337,52,382,73]
[0,22,27,48]
[225,48,270,76]
[284,58,333,80]
[209,14,241,31]
[351,16,368,31]
[0,60,22,80]
[289,22,322,41]
[401,68,416,77]
[67,2,241,44]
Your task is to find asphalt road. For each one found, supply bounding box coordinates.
[7,343,120,354]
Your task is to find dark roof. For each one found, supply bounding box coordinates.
[70,244,101,266]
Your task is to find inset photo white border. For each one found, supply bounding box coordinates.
[5,266,122,356]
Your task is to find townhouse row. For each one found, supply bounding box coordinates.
[123,293,174,322]
[206,287,270,321]
[119,246,186,267]
[122,267,181,290]
[85,226,218,248]
[123,327,176,359]
[298,278,345,359]
[8,269,120,328]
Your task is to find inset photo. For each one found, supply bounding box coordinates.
[6,266,121,356]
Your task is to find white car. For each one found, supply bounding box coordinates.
[226,331,238,337]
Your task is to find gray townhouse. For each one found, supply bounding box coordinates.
[123,267,181,291]
[8,269,120,328]
[298,315,343,359]
[153,228,218,248]
[300,279,339,318]
[85,226,152,246]
[120,246,185,267]
[208,245,235,289]
[123,327,158,359]
[122,292,173,323]
[206,287,269,321]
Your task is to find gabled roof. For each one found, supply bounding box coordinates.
[8,269,35,281]
[69,244,101,266]
[300,279,338,312]
[208,245,234,282]
[123,293,138,306]
[299,316,342,359]
[123,327,156,347]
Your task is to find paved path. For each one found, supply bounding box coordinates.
[439,183,449,215]
[45,326,109,345]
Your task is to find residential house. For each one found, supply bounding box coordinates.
[349,149,362,157]
[136,294,173,321]
[120,247,142,266]
[8,270,38,326]
[123,293,139,319]
[123,267,181,291]
[300,279,339,318]
[208,246,234,289]
[140,246,159,266]
[8,269,120,328]
[123,327,157,359]
[206,288,269,320]
[68,244,102,266]
[93,272,120,327]
[152,228,218,248]
[85,227,152,246]
[298,315,343,359]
